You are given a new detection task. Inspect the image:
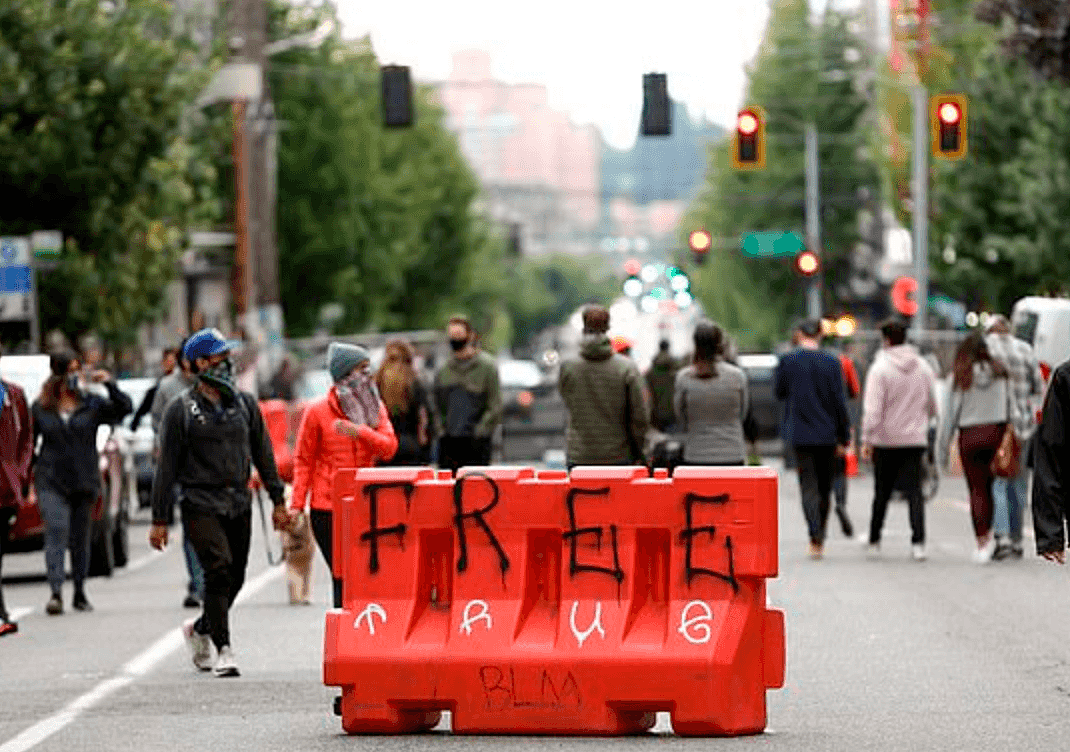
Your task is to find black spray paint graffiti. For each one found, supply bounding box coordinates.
[360,482,414,574]
[679,492,739,593]
[562,487,625,583]
[479,665,582,710]
[453,473,510,579]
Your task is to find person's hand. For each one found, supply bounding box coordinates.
[861,444,873,462]
[1042,550,1066,564]
[835,444,848,458]
[90,369,112,383]
[333,419,360,438]
[272,505,294,531]
[149,523,169,551]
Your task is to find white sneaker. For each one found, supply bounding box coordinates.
[911,544,927,561]
[182,618,213,671]
[214,645,240,678]
[972,539,995,564]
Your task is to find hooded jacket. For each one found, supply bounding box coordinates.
[939,362,1011,462]
[1032,360,1070,555]
[860,344,937,448]
[645,351,679,431]
[558,334,649,465]
[433,351,502,439]
[0,380,32,508]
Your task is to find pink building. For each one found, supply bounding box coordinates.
[435,50,600,255]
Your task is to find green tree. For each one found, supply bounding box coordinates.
[0,0,223,347]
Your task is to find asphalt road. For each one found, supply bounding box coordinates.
[2,464,1070,751]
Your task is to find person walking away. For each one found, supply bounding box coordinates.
[376,338,434,465]
[673,321,748,466]
[1032,358,1070,565]
[985,315,1044,560]
[859,319,938,560]
[646,339,679,434]
[0,343,33,635]
[32,350,133,614]
[130,348,178,432]
[151,338,205,609]
[829,342,861,538]
[433,316,502,472]
[775,319,851,559]
[559,305,650,468]
[938,332,1012,563]
[291,343,398,607]
[149,329,290,677]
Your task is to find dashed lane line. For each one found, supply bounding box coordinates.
[0,564,283,752]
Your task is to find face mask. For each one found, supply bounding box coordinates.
[65,374,80,394]
[449,338,468,352]
[200,357,236,399]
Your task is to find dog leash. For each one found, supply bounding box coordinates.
[254,486,284,566]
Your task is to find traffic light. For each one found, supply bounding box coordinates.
[795,250,820,277]
[931,94,967,160]
[381,65,413,127]
[688,228,712,265]
[641,73,671,136]
[891,275,919,316]
[732,106,765,170]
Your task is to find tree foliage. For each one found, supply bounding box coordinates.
[0,0,223,347]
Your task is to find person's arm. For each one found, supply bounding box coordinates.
[831,360,851,447]
[626,366,650,451]
[359,402,399,463]
[1033,367,1070,559]
[673,372,687,433]
[289,403,320,515]
[14,387,33,489]
[860,365,882,449]
[150,399,187,526]
[130,385,156,432]
[774,357,789,400]
[149,381,169,436]
[246,394,285,507]
[938,387,963,469]
[98,378,134,425]
[475,360,502,438]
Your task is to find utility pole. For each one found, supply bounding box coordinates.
[804,123,822,320]
[911,83,929,338]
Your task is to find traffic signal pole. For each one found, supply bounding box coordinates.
[804,123,822,320]
[911,83,929,338]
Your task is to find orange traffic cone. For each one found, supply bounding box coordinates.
[845,446,859,477]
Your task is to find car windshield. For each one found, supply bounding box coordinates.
[499,360,543,389]
[1014,312,1038,345]
[296,369,333,401]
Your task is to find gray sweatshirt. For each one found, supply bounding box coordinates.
[673,361,748,464]
[939,362,1010,460]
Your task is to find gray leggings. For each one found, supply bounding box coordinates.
[36,487,95,595]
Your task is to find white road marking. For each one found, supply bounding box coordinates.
[0,564,283,752]
[121,548,165,574]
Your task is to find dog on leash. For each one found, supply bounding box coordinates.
[282,512,315,605]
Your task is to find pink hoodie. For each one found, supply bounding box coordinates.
[861,344,938,448]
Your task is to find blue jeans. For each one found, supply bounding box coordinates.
[184,532,205,599]
[992,470,1029,542]
[37,486,94,595]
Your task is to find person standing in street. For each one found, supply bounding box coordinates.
[433,316,502,472]
[985,315,1044,560]
[1032,358,1070,565]
[291,343,398,607]
[376,338,434,466]
[559,305,650,468]
[775,319,851,560]
[859,319,938,561]
[646,339,679,434]
[32,350,133,614]
[149,329,290,677]
[0,343,33,636]
[151,338,205,609]
[673,320,748,466]
[830,340,861,538]
[939,331,1012,563]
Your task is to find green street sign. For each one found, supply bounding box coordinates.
[740,231,805,258]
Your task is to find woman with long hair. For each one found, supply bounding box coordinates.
[939,331,1011,562]
[32,349,132,614]
[376,338,434,465]
[289,343,398,607]
[674,320,749,466]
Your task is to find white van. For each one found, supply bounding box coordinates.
[1010,296,1070,380]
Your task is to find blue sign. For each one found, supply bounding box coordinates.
[0,264,31,293]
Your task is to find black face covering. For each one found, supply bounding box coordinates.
[449,338,468,352]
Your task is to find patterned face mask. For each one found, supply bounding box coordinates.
[336,370,380,428]
[200,357,236,400]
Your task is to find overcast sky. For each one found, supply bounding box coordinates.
[335,1,866,151]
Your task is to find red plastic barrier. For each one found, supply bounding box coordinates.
[323,465,784,737]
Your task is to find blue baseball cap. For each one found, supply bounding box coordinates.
[183,328,233,362]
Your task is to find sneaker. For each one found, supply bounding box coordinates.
[911,544,927,561]
[183,618,214,671]
[0,620,17,637]
[72,593,93,612]
[808,542,824,560]
[992,542,1013,561]
[214,645,240,678]
[45,594,63,616]
[835,507,854,538]
[865,542,881,560]
[182,594,202,609]
[972,539,995,564]
[1011,541,1025,559]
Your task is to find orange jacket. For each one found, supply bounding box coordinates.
[290,388,398,513]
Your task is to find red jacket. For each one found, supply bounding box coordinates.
[290,388,398,513]
[0,380,33,508]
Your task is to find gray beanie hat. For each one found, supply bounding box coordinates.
[327,342,370,382]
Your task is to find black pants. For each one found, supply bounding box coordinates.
[437,436,491,473]
[795,445,837,545]
[310,509,342,608]
[0,507,13,621]
[183,506,251,650]
[869,447,926,545]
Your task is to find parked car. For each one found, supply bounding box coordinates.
[496,358,566,464]
[0,355,133,576]
[115,377,157,510]
[1011,296,1070,382]
[736,353,781,442]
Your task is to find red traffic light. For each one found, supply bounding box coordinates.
[624,258,642,277]
[795,250,819,277]
[737,112,759,135]
[938,102,961,125]
[732,106,765,170]
[688,229,712,253]
[891,275,919,316]
[931,94,967,160]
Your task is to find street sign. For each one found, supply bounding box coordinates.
[740,231,805,258]
[31,230,62,258]
[0,236,32,322]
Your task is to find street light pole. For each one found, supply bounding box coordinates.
[911,83,929,338]
[804,123,822,320]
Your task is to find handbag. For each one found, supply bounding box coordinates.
[990,385,1021,478]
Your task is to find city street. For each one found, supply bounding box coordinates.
[2,465,1069,751]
